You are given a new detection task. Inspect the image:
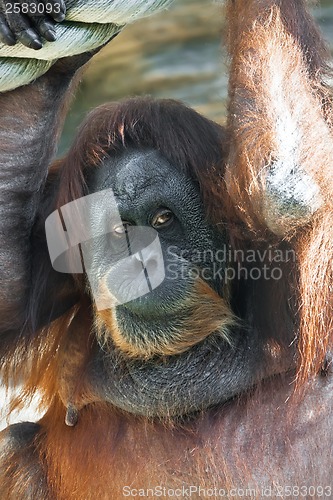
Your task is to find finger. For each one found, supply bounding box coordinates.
[6,11,42,49]
[0,12,16,45]
[18,26,42,49]
[44,0,66,23]
[21,0,56,41]
[31,14,56,41]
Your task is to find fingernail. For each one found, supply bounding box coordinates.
[21,29,43,50]
[3,34,16,45]
[0,27,16,45]
[30,37,43,50]
[54,12,65,22]
[44,29,56,42]
[65,404,79,427]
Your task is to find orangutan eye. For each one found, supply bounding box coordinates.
[113,222,131,237]
[151,208,174,229]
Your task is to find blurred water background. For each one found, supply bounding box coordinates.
[1,0,333,429]
[58,0,333,155]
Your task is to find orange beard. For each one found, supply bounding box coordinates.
[94,277,235,359]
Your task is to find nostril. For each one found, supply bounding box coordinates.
[134,253,161,274]
[133,258,144,274]
[146,258,159,274]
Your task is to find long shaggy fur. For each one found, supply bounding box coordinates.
[1,0,333,496]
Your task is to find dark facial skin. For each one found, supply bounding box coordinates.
[85,149,228,352]
[70,149,294,418]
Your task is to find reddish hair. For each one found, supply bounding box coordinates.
[54,97,228,215]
